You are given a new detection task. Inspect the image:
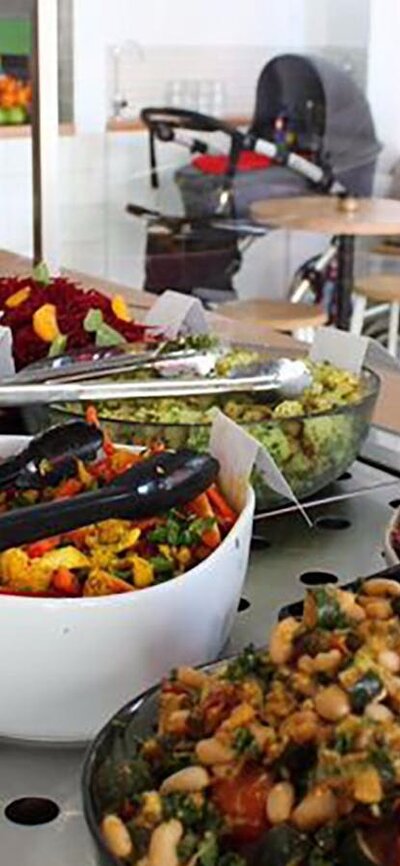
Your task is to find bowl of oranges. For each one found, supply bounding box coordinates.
[0,74,32,125]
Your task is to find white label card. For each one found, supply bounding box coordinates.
[144,290,209,338]
[310,327,368,374]
[209,410,313,526]
[0,326,15,377]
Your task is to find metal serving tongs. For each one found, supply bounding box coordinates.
[0,448,219,550]
[9,341,213,384]
[0,357,313,406]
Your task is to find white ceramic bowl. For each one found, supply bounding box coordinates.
[0,436,254,743]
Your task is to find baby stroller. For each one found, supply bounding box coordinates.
[127,53,380,308]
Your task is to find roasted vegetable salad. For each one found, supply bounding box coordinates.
[0,415,236,598]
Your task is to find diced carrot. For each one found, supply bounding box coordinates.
[26,536,61,558]
[188,493,221,549]
[207,485,236,525]
[52,567,81,596]
[53,478,83,499]
[85,405,100,427]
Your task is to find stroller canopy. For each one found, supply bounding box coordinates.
[250,54,381,176]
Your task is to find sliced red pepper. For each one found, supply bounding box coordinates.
[26,536,61,558]
[53,478,83,499]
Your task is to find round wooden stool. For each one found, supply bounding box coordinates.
[351,274,400,356]
[251,196,400,329]
[215,299,327,342]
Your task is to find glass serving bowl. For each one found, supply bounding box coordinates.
[42,367,380,512]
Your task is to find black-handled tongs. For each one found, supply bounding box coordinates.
[0,449,219,550]
[0,420,103,491]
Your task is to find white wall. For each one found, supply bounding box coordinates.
[367,0,400,152]
[73,0,310,133]
[74,0,372,133]
[304,0,370,49]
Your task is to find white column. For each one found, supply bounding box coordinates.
[31,0,60,272]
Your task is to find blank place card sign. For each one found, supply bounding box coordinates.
[145,291,209,338]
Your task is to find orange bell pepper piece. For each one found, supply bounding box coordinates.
[5,286,31,308]
[33,303,60,342]
[188,493,221,549]
[111,294,131,322]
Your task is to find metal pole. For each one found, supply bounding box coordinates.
[31,0,60,272]
[335,234,355,330]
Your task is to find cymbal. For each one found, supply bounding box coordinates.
[251,196,400,236]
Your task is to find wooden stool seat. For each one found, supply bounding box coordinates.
[371,242,400,258]
[215,300,327,336]
[351,274,400,356]
[355,274,400,303]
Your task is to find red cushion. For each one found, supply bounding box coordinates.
[192,150,273,175]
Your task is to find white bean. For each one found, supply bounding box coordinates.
[101,814,133,859]
[313,649,342,674]
[148,820,183,866]
[195,738,235,765]
[364,578,400,598]
[315,685,350,722]
[266,782,295,824]
[378,650,400,673]
[364,599,393,620]
[292,789,337,831]
[365,702,394,723]
[160,766,210,795]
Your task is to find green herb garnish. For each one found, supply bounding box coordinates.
[349,671,383,713]
[225,645,272,685]
[313,588,349,631]
[233,727,260,758]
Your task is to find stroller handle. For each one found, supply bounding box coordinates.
[141,106,238,138]
[247,134,346,195]
[141,105,348,199]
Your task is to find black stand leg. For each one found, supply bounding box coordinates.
[336,234,355,330]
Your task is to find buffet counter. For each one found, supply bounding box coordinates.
[1,248,400,866]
